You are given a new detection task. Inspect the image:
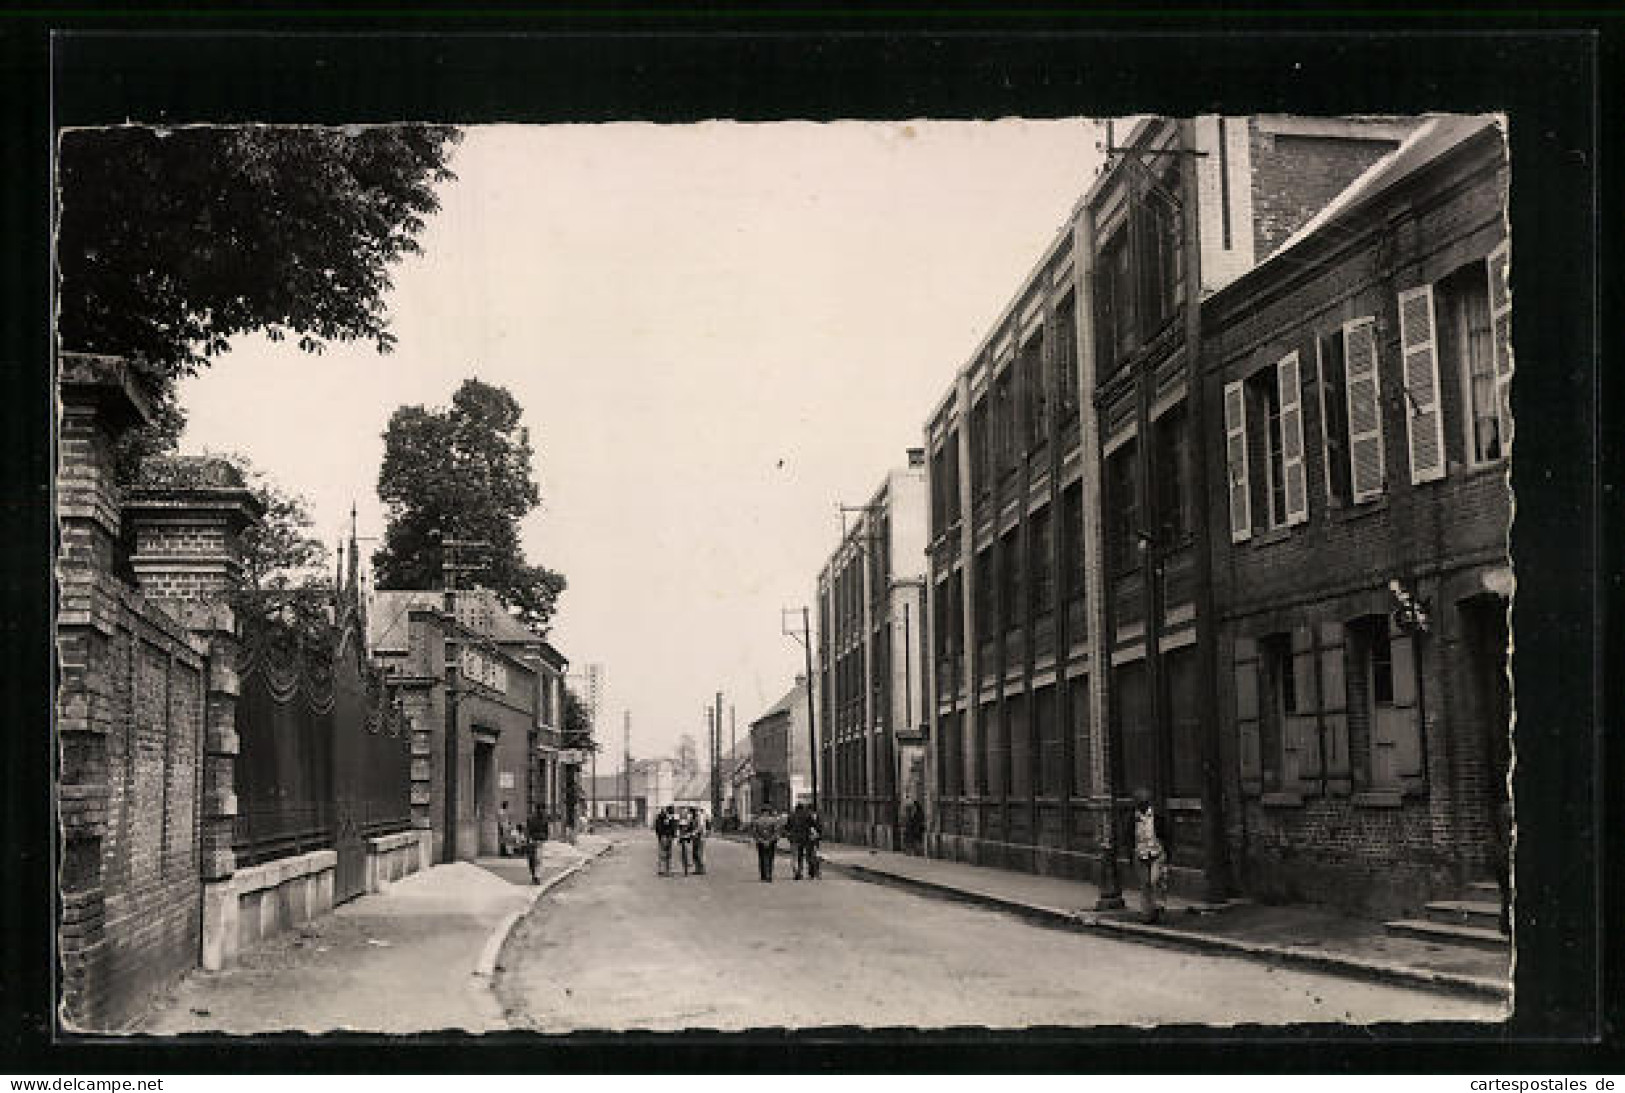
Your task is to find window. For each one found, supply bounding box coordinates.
[1316,328,1352,504]
[974,548,996,646]
[994,369,1016,478]
[1258,634,1290,792]
[1062,483,1088,641]
[1095,224,1135,373]
[931,443,949,533]
[1398,282,1448,484]
[1030,507,1055,619]
[1153,404,1192,545]
[1343,317,1386,502]
[1035,686,1063,797]
[1007,693,1030,799]
[1000,528,1023,636]
[1347,614,1423,793]
[1022,327,1047,452]
[1106,442,1140,574]
[944,427,961,522]
[1230,354,1309,536]
[1436,260,1501,464]
[1069,676,1092,799]
[1055,290,1079,414]
[970,398,990,497]
[1140,186,1182,336]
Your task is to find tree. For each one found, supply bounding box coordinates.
[561,689,596,752]
[373,378,567,633]
[56,124,461,478]
[674,733,699,776]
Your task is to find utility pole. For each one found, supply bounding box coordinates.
[711,691,723,821]
[729,704,736,813]
[438,535,489,863]
[622,710,631,822]
[782,607,820,811]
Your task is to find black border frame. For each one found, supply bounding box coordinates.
[2,12,1615,1074]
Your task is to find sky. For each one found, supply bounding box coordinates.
[178,120,1105,763]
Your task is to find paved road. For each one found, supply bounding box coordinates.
[494,832,1505,1031]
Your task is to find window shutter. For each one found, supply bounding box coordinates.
[1316,622,1351,788]
[1398,286,1447,484]
[1224,380,1252,542]
[1388,623,1424,784]
[1342,317,1385,502]
[1314,337,1336,505]
[1234,638,1261,794]
[1277,352,1309,525]
[1289,627,1320,781]
[1487,240,1513,453]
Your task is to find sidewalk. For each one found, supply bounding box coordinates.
[818,842,1511,1001]
[139,835,611,1034]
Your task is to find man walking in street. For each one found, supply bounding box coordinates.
[786,802,820,880]
[525,804,549,885]
[751,802,783,882]
[684,806,707,876]
[654,804,677,877]
[1132,788,1171,923]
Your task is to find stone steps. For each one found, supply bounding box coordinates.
[1424,898,1503,930]
[1384,917,1508,951]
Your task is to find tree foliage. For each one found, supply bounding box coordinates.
[562,689,596,751]
[56,124,460,479]
[373,378,567,633]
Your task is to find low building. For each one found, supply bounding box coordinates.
[750,676,815,816]
[370,588,551,861]
[588,757,676,824]
[1201,114,1512,914]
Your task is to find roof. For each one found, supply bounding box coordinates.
[750,681,803,729]
[1254,113,1499,277]
[367,587,551,656]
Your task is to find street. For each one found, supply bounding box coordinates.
[494,831,1504,1030]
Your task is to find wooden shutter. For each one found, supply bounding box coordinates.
[1277,352,1309,525]
[1315,337,1337,505]
[1389,622,1424,785]
[1287,627,1320,782]
[1487,240,1513,452]
[1342,317,1385,502]
[1398,286,1447,484]
[1224,380,1252,542]
[1316,621,1351,791]
[1234,638,1261,794]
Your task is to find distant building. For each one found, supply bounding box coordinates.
[369,588,568,861]
[749,677,815,815]
[588,757,676,824]
[816,455,929,848]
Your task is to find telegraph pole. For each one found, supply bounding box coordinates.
[711,692,723,821]
[622,710,631,822]
[439,535,489,863]
[782,607,820,811]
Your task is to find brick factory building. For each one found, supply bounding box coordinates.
[815,457,929,848]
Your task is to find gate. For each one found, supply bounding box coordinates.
[234,604,412,903]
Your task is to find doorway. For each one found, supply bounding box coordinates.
[1460,594,1512,880]
[474,738,497,856]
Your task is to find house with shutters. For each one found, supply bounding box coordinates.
[1202,114,1512,916]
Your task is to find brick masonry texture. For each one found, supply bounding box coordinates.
[1205,128,1511,915]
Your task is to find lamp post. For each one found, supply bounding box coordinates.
[781,607,819,811]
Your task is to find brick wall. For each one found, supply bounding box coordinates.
[1204,129,1511,914]
[1249,127,1404,263]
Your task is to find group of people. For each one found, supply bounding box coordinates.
[496,800,551,885]
[653,805,709,876]
[750,801,821,882]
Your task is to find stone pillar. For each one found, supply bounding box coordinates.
[55,354,154,1028]
[123,458,262,970]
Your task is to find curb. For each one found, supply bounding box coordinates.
[474,840,614,979]
[827,858,1510,1002]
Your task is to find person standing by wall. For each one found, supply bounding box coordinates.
[525,804,549,885]
[685,806,707,876]
[1132,788,1170,923]
[751,803,783,882]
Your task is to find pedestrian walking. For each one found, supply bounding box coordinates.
[684,806,707,875]
[786,802,820,880]
[803,803,822,879]
[497,800,514,857]
[1131,788,1170,923]
[905,800,926,856]
[654,805,677,876]
[751,803,783,882]
[525,804,549,884]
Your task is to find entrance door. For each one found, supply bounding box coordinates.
[474,740,497,856]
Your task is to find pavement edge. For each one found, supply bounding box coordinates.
[827,858,1511,1004]
[474,840,615,980]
